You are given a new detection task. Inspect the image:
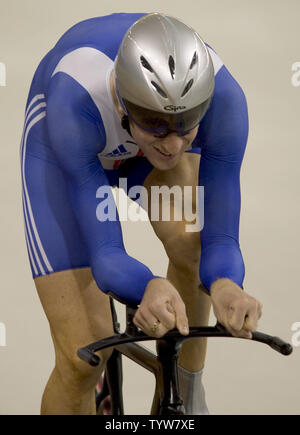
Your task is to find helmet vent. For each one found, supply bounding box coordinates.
[168,56,175,79]
[140,56,154,73]
[190,52,198,70]
[151,81,168,98]
[181,79,194,97]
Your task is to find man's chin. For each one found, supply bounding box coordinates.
[144,151,182,170]
[149,156,180,171]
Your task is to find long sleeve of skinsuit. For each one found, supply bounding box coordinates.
[46,72,155,304]
[194,64,249,292]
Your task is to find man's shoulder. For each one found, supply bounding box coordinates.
[31,13,147,91]
[52,13,147,59]
[205,44,224,78]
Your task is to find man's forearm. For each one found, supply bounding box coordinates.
[210,278,242,295]
[199,243,245,293]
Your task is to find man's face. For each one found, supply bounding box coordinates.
[109,70,199,170]
[129,120,199,171]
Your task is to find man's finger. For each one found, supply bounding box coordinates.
[154,309,176,331]
[134,309,170,337]
[228,301,248,332]
[244,304,259,332]
[257,302,263,319]
[225,321,252,339]
[141,306,175,332]
[171,296,189,335]
[166,301,175,314]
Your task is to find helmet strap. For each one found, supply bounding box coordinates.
[121,115,132,137]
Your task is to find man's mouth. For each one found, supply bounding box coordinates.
[153,146,174,157]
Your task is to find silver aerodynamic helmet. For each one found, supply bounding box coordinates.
[114,12,215,136]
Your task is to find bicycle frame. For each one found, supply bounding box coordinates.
[78,296,293,415]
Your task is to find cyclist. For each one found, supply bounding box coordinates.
[20,12,262,415]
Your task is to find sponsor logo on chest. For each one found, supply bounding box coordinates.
[104,144,132,158]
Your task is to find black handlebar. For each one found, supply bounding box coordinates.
[77,348,101,367]
[77,303,293,366]
[215,322,293,355]
[251,331,293,356]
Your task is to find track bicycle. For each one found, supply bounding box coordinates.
[78,295,293,415]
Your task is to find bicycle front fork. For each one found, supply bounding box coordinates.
[155,337,186,415]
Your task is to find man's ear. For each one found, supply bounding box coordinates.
[118,106,126,118]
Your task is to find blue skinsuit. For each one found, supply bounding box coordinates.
[20,13,248,304]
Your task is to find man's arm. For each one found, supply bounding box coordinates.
[198,65,248,290]
[196,65,262,336]
[46,72,154,304]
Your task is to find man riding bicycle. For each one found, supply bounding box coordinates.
[20,12,262,415]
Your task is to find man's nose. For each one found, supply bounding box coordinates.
[160,133,185,154]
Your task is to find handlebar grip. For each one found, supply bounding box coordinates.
[77,348,101,366]
[215,323,293,356]
[268,336,293,355]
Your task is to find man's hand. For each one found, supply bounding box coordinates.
[210,279,263,339]
[133,278,189,338]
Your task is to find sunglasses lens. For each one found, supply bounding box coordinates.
[123,99,211,136]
